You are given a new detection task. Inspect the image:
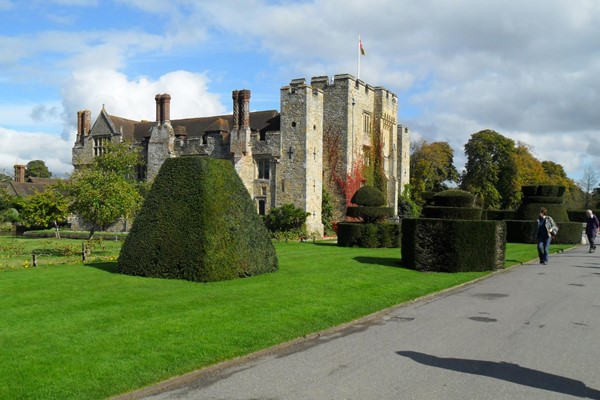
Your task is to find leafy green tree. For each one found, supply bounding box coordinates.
[410,140,459,206]
[460,130,517,210]
[398,187,421,218]
[19,187,69,238]
[507,142,548,209]
[0,187,12,211]
[0,188,19,225]
[0,169,11,183]
[25,160,52,179]
[541,160,579,208]
[61,141,145,238]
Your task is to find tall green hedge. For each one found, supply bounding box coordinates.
[117,157,278,282]
[402,219,506,272]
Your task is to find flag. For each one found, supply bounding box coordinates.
[359,39,365,55]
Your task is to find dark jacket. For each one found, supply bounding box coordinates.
[585,214,599,235]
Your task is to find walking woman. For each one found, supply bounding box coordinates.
[537,207,557,265]
[585,209,599,253]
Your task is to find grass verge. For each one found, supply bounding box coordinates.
[0,237,572,399]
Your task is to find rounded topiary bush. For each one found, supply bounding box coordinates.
[118,157,278,282]
[432,189,476,207]
[337,185,399,247]
[351,185,386,207]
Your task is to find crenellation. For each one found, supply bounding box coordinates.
[72,72,410,236]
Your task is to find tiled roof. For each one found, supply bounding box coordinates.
[108,110,280,142]
[3,178,60,197]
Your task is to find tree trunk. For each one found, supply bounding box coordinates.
[54,221,61,239]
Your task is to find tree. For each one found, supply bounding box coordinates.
[541,161,579,208]
[510,142,547,209]
[410,140,459,206]
[0,169,11,183]
[0,188,19,225]
[61,141,145,238]
[19,187,69,238]
[25,160,52,179]
[460,130,517,210]
[578,163,600,210]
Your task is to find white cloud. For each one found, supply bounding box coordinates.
[61,68,227,137]
[3,0,600,182]
[0,128,73,178]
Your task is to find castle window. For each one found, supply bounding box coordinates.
[93,136,109,157]
[291,121,297,128]
[259,130,266,141]
[257,159,270,180]
[363,113,372,135]
[202,134,208,145]
[257,199,266,215]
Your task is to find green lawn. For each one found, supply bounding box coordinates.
[0,237,573,399]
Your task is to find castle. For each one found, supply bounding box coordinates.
[72,73,410,236]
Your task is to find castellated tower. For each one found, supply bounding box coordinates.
[279,79,324,235]
[311,74,400,217]
[147,94,175,182]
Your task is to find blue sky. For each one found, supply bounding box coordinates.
[1,0,600,181]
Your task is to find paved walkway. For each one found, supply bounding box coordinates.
[116,244,600,400]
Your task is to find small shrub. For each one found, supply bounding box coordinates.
[351,186,386,207]
[265,204,310,234]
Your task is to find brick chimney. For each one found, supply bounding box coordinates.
[155,93,172,124]
[76,110,91,143]
[232,90,240,130]
[14,164,25,183]
[239,89,251,130]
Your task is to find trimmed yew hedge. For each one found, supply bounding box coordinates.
[336,222,401,248]
[401,218,506,272]
[117,157,278,282]
[505,220,582,244]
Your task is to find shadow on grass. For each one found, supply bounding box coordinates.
[86,261,119,274]
[354,256,404,268]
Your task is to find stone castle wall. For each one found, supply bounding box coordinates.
[72,73,409,237]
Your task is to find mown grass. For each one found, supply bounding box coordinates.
[0,237,573,399]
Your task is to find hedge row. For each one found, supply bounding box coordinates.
[401,218,506,272]
[505,220,582,244]
[567,210,600,223]
[422,206,482,220]
[336,222,401,248]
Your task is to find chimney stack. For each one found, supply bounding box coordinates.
[76,110,91,143]
[239,89,251,130]
[155,93,172,124]
[14,164,25,183]
[232,90,240,130]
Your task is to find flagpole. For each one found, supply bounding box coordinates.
[357,34,361,80]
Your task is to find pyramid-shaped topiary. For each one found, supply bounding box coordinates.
[118,157,278,282]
